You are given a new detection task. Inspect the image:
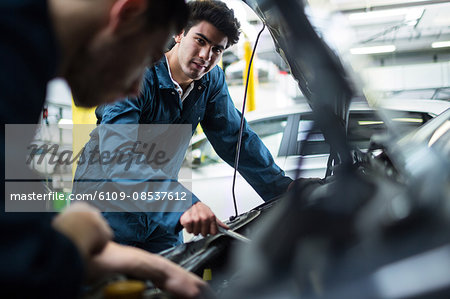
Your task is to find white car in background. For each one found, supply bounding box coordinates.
[181,99,450,221]
[225,58,279,85]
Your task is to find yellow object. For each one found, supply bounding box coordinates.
[203,268,212,281]
[243,40,257,112]
[71,99,97,178]
[195,123,204,135]
[103,280,146,299]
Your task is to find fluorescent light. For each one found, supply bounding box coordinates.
[431,41,450,49]
[348,8,422,21]
[58,118,73,125]
[358,118,423,126]
[57,118,73,129]
[392,118,423,123]
[349,9,409,21]
[350,45,396,55]
[358,120,384,125]
[348,8,423,26]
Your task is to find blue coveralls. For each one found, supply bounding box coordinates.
[73,58,292,253]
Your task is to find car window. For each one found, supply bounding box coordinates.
[249,117,288,155]
[191,138,221,166]
[295,114,330,156]
[292,110,432,156]
[348,110,432,150]
[191,116,288,167]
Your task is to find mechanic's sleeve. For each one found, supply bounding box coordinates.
[0,212,83,298]
[0,1,83,296]
[77,77,199,235]
[201,68,293,201]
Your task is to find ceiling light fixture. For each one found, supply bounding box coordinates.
[348,9,409,21]
[431,41,450,49]
[348,8,423,26]
[350,45,396,55]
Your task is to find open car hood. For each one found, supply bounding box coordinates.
[244,0,357,170]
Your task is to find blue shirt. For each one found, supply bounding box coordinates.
[75,58,292,237]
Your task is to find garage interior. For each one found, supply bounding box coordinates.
[13,0,450,298]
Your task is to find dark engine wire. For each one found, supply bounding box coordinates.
[230,23,266,219]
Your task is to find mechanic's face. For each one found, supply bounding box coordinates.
[67,20,172,107]
[175,21,228,81]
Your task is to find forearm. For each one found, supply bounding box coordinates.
[119,244,167,282]
[87,241,210,299]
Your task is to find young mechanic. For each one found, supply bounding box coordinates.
[73,0,293,253]
[1,0,208,298]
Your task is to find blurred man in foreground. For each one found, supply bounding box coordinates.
[1,0,209,297]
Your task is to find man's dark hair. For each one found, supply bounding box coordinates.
[185,0,240,48]
[145,0,189,33]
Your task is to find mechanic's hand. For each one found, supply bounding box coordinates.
[89,242,212,298]
[180,202,229,236]
[52,202,113,260]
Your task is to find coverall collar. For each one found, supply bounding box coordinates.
[154,57,209,90]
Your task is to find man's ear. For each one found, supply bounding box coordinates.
[109,0,147,32]
[174,30,185,43]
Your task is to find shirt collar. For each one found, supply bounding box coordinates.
[164,55,194,102]
[154,56,209,90]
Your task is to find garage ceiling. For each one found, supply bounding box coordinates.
[331,0,450,53]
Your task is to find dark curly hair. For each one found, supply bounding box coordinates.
[184,0,241,48]
[145,0,189,33]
